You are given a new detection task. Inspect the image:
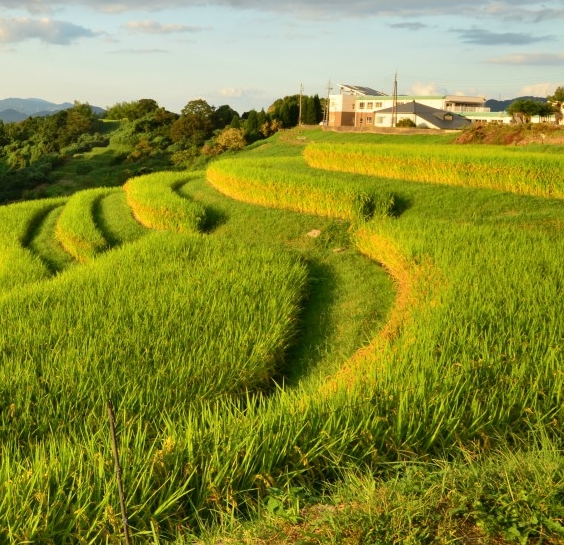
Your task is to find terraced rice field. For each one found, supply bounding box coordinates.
[1,128,563,542]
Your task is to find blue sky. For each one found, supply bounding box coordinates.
[0,0,563,114]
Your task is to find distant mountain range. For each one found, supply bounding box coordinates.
[0,98,105,122]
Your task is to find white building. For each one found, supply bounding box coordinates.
[327,84,489,128]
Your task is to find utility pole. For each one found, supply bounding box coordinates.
[392,71,398,128]
[298,83,304,126]
[323,79,333,125]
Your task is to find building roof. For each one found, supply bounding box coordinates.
[339,84,386,96]
[377,101,471,130]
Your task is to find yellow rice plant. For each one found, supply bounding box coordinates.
[324,221,445,393]
[304,142,564,198]
[207,156,394,221]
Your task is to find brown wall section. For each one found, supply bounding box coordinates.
[330,111,355,127]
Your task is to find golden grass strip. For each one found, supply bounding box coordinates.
[304,142,564,198]
[207,157,395,220]
[324,222,444,392]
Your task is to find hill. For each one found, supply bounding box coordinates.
[0,108,28,123]
[0,97,105,122]
[485,95,547,112]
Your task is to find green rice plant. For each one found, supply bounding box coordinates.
[96,188,148,246]
[207,133,564,455]
[124,171,207,232]
[0,231,307,437]
[209,435,564,544]
[26,205,77,273]
[177,176,395,385]
[304,142,564,198]
[55,187,116,262]
[0,198,66,292]
[207,156,395,221]
[3,129,564,541]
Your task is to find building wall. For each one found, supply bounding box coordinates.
[330,111,355,126]
[373,113,442,129]
[346,95,489,127]
[328,94,356,127]
[461,112,558,124]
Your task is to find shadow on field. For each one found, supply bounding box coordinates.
[275,257,339,386]
[390,193,412,217]
[201,205,229,233]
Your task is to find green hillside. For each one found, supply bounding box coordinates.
[1,126,564,543]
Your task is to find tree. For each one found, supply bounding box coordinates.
[547,86,564,124]
[214,105,239,130]
[230,115,241,129]
[268,95,300,128]
[136,99,160,117]
[216,127,246,151]
[312,94,323,124]
[396,118,416,128]
[65,102,95,141]
[301,95,323,125]
[171,99,216,147]
[0,120,8,147]
[105,99,160,121]
[507,98,548,123]
[243,110,261,143]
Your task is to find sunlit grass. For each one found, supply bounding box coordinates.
[124,171,206,232]
[2,127,564,541]
[304,141,564,197]
[0,198,65,292]
[55,187,115,262]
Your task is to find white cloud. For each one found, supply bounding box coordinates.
[520,82,559,97]
[108,47,169,54]
[219,87,243,98]
[488,52,564,65]
[408,82,447,96]
[0,17,96,44]
[123,20,206,34]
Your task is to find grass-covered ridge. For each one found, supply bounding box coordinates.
[303,140,564,197]
[124,171,207,232]
[1,126,564,542]
[0,198,66,291]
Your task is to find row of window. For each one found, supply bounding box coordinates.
[329,114,386,125]
[358,101,383,109]
[357,116,386,125]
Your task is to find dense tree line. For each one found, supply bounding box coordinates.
[0,93,325,203]
[507,91,563,123]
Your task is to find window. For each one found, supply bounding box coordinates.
[359,102,365,109]
[366,116,373,124]
[374,102,383,108]
[367,102,373,109]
